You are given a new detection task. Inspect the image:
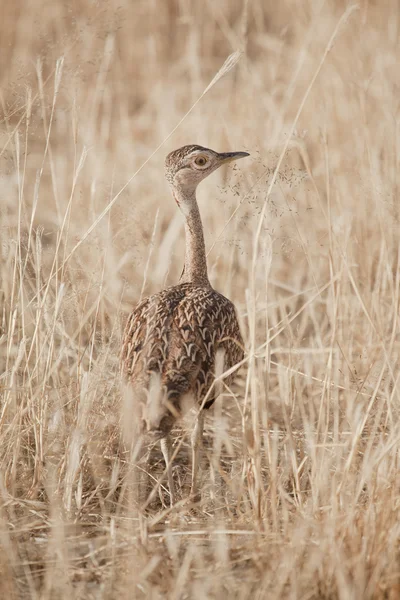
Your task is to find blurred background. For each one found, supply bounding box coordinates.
[1,1,400,598]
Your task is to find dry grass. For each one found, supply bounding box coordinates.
[1,0,400,597]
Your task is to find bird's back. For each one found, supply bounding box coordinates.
[121,282,244,421]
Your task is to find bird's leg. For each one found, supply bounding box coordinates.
[190,411,204,499]
[160,435,176,506]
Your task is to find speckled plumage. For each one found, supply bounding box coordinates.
[121,282,244,431]
[120,144,249,503]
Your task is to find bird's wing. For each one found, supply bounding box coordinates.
[120,286,186,383]
[164,287,244,402]
[121,284,244,404]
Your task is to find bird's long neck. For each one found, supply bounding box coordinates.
[173,188,209,286]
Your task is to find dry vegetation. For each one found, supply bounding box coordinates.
[0,0,400,598]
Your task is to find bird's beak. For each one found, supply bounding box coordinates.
[219,151,250,164]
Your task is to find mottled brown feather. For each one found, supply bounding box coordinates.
[121,282,244,435]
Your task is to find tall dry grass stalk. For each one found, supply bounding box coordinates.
[0,0,400,598]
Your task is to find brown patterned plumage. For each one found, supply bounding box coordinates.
[120,144,249,504]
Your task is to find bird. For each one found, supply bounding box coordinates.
[120,144,249,505]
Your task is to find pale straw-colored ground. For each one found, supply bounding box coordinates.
[0,1,399,598]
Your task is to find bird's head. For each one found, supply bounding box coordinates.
[165,144,249,193]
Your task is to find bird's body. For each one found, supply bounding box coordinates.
[120,144,249,504]
[121,282,244,430]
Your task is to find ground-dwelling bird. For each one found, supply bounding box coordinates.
[120,144,249,505]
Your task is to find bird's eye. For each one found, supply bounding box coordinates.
[194,155,208,167]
